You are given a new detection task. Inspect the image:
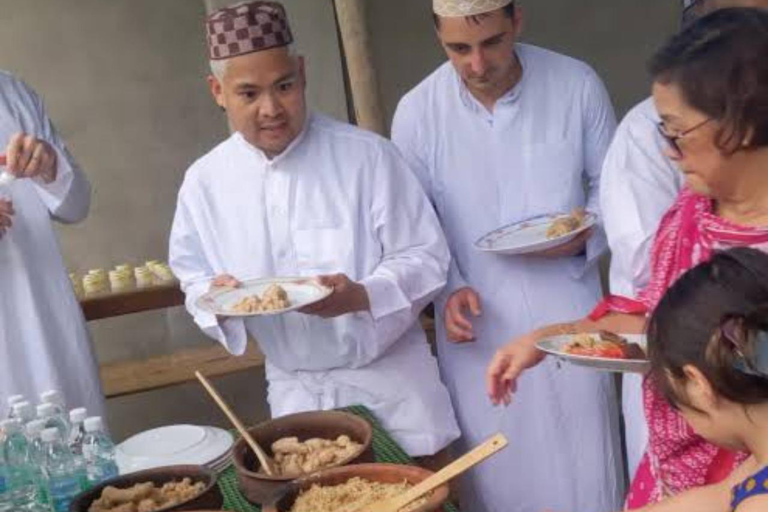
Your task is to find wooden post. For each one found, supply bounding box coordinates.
[334,0,386,135]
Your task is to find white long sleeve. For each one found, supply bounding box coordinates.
[357,143,449,363]
[169,189,249,355]
[580,66,617,268]
[1,74,91,223]
[601,98,683,296]
[392,96,468,300]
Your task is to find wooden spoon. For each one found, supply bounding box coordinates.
[195,370,277,476]
[361,433,508,512]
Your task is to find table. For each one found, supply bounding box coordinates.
[217,405,460,511]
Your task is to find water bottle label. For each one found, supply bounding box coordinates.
[48,476,80,512]
[8,466,33,489]
[36,481,50,506]
[87,461,119,487]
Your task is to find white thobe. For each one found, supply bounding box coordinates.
[600,97,683,480]
[169,113,461,457]
[392,44,624,512]
[0,72,103,419]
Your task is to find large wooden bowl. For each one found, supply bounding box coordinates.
[69,465,223,512]
[233,410,374,504]
[263,463,449,512]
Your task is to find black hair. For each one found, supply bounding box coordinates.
[648,248,768,410]
[432,2,516,28]
[649,8,768,153]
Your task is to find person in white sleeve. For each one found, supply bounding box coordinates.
[391,1,622,511]
[169,1,460,458]
[0,71,103,420]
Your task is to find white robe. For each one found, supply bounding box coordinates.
[392,45,624,512]
[169,113,461,457]
[0,71,103,419]
[599,97,683,481]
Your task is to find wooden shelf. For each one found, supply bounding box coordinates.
[80,283,184,321]
[101,343,265,398]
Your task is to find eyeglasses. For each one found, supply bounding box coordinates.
[656,118,711,157]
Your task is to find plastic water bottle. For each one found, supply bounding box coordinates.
[11,402,35,428]
[4,395,25,420]
[0,433,10,512]
[82,417,118,487]
[26,420,49,507]
[0,419,36,508]
[36,404,68,443]
[67,409,89,492]
[41,428,81,512]
[68,408,87,450]
[40,391,70,441]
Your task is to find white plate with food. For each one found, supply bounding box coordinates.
[536,331,650,374]
[116,425,234,474]
[474,210,597,255]
[195,276,332,317]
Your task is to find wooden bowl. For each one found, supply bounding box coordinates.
[263,463,449,512]
[233,410,374,504]
[69,465,223,512]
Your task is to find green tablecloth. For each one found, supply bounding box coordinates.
[217,405,459,512]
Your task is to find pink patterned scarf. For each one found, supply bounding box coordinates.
[592,188,768,507]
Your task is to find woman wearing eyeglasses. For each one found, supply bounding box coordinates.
[486,7,768,509]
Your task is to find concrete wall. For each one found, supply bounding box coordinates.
[1,0,681,441]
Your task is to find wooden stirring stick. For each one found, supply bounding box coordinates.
[194,370,276,476]
[362,433,508,512]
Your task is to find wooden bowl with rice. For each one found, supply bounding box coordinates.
[233,410,375,504]
[263,463,449,512]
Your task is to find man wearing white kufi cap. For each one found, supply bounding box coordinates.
[392,1,622,511]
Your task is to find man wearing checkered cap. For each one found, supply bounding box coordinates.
[601,0,768,500]
[170,1,461,460]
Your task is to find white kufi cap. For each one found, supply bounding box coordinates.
[433,0,514,17]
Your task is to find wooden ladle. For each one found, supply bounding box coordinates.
[195,370,277,476]
[362,433,508,512]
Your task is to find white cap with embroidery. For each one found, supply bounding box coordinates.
[433,0,514,17]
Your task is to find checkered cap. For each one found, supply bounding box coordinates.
[206,1,293,61]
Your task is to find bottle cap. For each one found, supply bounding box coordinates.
[41,428,60,443]
[7,394,25,407]
[40,390,65,407]
[0,418,21,433]
[69,408,88,424]
[26,419,46,437]
[12,401,35,421]
[84,416,104,433]
[37,403,56,419]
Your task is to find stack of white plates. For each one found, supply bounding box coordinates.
[116,425,234,474]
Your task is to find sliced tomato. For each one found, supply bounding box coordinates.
[566,343,627,359]
[594,345,627,359]
[565,346,600,357]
